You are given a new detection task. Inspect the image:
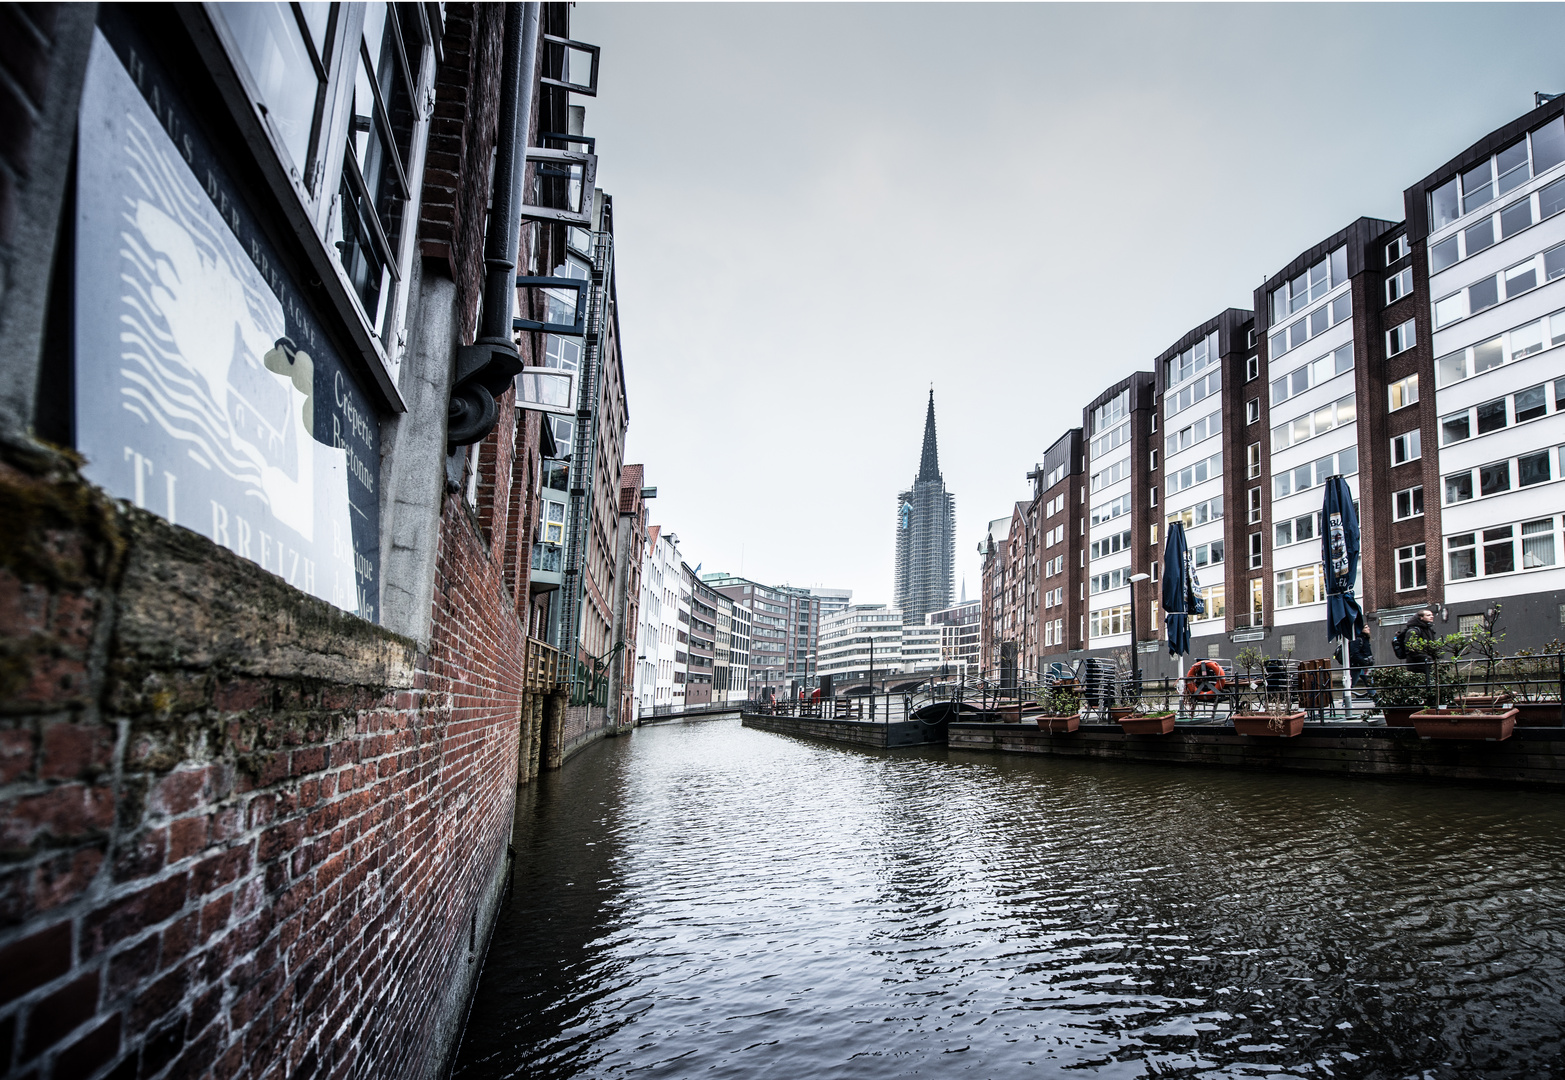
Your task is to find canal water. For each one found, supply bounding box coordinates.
[451,718,1565,1079]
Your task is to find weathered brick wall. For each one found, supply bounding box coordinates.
[0,436,528,1077]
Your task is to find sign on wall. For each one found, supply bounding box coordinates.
[75,21,380,620]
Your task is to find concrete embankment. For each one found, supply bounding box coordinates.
[742,713,946,749]
[949,721,1565,789]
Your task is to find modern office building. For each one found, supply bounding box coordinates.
[926,600,982,677]
[979,95,1565,674]
[707,573,789,700]
[686,567,719,705]
[818,605,909,685]
[894,390,956,624]
[810,587,854,617]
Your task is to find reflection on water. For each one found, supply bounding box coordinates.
[452,719,1565,1079]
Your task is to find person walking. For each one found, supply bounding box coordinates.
[1396,608,1440,676]
[1349,626,1375,696]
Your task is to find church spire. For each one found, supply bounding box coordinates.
[918,388,941,482]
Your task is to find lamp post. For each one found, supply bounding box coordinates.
[1128,572,1151,690]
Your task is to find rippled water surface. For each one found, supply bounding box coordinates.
[451,718,1565,1079]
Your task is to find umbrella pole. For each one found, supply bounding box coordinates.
[1340,636,1351,720]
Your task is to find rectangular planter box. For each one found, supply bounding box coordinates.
[1382,706,1419,727]
[1036,715,1080,734]
[1411,707,1516,741]
[1232,711,1305,737]
[1119,713,1176,735]
[1514,702,1564,727]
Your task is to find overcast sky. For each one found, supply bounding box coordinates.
[571,2,1565,607]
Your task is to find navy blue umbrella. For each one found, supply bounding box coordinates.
[1162,521,1203,658]
[1321,475,1364,643]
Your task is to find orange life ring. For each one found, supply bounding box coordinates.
[1184,659,1228,698]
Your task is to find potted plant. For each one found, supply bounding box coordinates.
[1229,648,1305,737]
[1036,684,1083,734]
[1118,705,1176,735]
[1410,700,1517,741]
[1371,665,1429,727]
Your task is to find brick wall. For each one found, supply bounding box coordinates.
[0,438,532,1079]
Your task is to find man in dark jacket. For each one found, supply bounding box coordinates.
[1349,627,1374,694]
[1401,609,1439,675]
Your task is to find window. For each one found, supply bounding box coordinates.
[1274,565,1323,609]
[1150,524,1159,546]
[1248,328,1258,349]
[1165,369,1222,420]
[1165,409,1221,456]
[1165,495,1223,531]
[1269,246,1348,325]
[542,498,566,544]
[1480,460,1511,496]
[1447,532,1476,580]
[1500,197,1535,239]
[1197,585,1225,622]
[1391,429,1421,465]
[1164,330,1221,388]
[1396,544,1427,591]
[1476,397,1508,435]
[1149,487,1158,508]
[1247,442,1261,479]
[1150,449,1159,471]
[1271,343,1353,406]
[1393,486,1424,521]
[1445,470,1474,504]
[1249,577,1265,623]
[1090,492,1133,526]
[1483,525,1515,576]
[1385,267,1413,305]
[1090,458,1130,492]
[1093,389,1130,433]
[1388,375,1418,411]
[1519,449,1552,487]
[1386,235,1410,264]
[1090,605,1130,638]
[1523,518,1558,569]
[1191,539,1224,567]
[1270,392,1356,452]
[1269,281,1353,360]
[1271,446,1358,499]
[1090,420,1131,460]
[1274,511,1317,549]
[1248,486,1262,524]
[1246,355,1260,381]
[1249,531,1263,570]
[1441,411,1471,445]
[1246,397,1260,425]
[1090,529,1132,560]
[1166,451,1223,496]
[1386,320,1417,357]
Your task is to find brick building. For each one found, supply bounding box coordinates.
[979,96,1565,679]
[0,3,629,1078]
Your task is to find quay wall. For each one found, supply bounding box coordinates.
[949,722,1565,789]
[742,715,895,750]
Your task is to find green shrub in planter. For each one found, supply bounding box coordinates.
[1371,666,1427,708]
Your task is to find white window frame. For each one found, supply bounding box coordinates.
[1246,397,1260,425]
[1391,429,1421,465]
[1386,319,1417,358]
[1395,544,1427,592]
[1393,485,1424,522]
[1385,266,1413,305]
[1388,375,1418,412]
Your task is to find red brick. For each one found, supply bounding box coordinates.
[81,873,187,957]
[0,783,115,853]
[106,934,160,998]
[113,825,165,883]
[21,970,98,1060]
[38,721,114,780]
[0,921,72,1006]
[53,1013,121,1079]
[151,768,209,817]
[30,845,103,911]
[0,728,35,784]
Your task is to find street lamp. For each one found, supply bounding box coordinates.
[1128,572,1151,691]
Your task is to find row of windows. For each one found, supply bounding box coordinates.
[1436,308,1565,388]
[1441,378,1564,445]
[1090,528,1132,560]
[1166,368,1222,420]
[1270,247,1349,325]
[1089,604,1131,638]
[1090,568,1131,595]
[1429,115,1565,230]
[1090,492,1133,527]
[1044,493,1065,516]
[1191,540,1224,567]
[1444,446,1563,505]
[1271,291,1352,361]
[1092,389,1130,434]
[1044,523,1066,546]
[1166,408,1221,458]
[1043,618,1065,648]
[1446,516,1560,581]
[1433,241,1565,329]
[1270,392,1355,453]
[1166,494,1225,534]
[1272,445,1358,499]
[1090,458,1129,493]
[1090,419,1130,461]
[1044,586,1064,608]
[1044,555,1064,576]
[1431,179,1565,274]
[1271,343,1354,407]
[1274,564,1325,609]
[1166,451,1223,497]
[1164,330,1221,389]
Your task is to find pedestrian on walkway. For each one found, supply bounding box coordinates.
[1396,609,1440,676]
[1349,626,1375,696]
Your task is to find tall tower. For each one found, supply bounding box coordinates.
[894,390,956,624]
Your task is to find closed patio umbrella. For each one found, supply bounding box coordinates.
[1162,521,1203,661]
[1322,475,1364,715]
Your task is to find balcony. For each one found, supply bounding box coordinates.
[524,637,561,693]
[530,543,563,592]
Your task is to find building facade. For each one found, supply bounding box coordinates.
[927,600,982,677]
[978,96,1565,676]
[894,391,956,624]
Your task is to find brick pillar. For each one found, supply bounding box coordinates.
[542,691,566,770]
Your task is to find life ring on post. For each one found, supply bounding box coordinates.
[1184,659,1228,698]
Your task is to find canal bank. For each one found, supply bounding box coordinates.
[949,720,1565,790]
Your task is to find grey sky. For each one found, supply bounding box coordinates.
[571,2,1565,606]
